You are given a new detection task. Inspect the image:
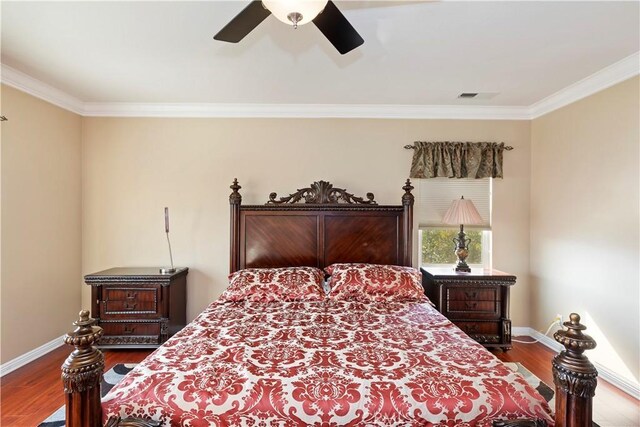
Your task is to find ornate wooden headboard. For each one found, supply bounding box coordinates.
[229,179,414,273]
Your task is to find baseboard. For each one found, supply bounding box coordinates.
[513,327,640,400]
[0,335,65,377]
[527,327,563,352]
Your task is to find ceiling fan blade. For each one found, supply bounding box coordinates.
[214,1,271,43]
[312,0,364,55]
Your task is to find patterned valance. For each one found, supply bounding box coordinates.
[409,141,507,179]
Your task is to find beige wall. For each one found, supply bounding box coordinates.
[531,76,640,383]
[6,76,638,388]
[81,118,532,325]
[5,75,638,388]
[1,85,82,364]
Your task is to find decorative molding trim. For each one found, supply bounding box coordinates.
[511,326,535,338]
[2,51,638,119]
[514,327,640,400]
[82,102,531,120]
[529,51,640,119]
[1,64,84,115]
[0,334,65,377]
[590,358,640,401]
[267,180,377,205]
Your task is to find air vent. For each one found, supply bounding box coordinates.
[457,92,499,100]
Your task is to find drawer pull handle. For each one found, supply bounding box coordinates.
[466,301,478,309]
[465,291,477,298]
[123,325,136,334]
[126,292,137,299]
[124,302,137,310]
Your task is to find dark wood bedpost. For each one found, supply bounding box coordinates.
[229,178,242,274]
[552,313,598,427]
[402,178,414,266]
[493,312,598,427]
[62,310,105,427]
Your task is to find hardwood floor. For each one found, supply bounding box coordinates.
[492,337,640,427]
[0,346,150,426]
[0,341,637,426]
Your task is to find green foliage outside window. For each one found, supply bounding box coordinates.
[421,228,484,265]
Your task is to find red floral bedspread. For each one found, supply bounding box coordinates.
[102,300,554,426]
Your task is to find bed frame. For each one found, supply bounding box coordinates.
[61,179,598,427]
[229,178,415,272]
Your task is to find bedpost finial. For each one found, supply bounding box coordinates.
[230,178,242,204]
[62,309,105,395]
[75,309,91,326]
[65,310,103,349]
[554,312,596,353]
[552,312,598,399]
[569,312,582,326]
[402,179,414,205]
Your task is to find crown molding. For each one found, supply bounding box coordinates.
[2,51,639,120]
[1,64,84,115]
[529,51,640,119]
[82,102,531,120]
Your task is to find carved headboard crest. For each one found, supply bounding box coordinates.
[267,180,377,205]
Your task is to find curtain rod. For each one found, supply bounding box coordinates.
[404,144,513,150]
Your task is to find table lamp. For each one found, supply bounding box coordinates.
[442,196,484,272]
[160,207,176,274]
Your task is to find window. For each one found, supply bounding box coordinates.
[419,228,492,267]
[416,178,492,269]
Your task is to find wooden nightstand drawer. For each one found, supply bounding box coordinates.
[454,321,500,336]
[104,288,157,302]
[101,321,161,336]
[103,287,158,316]
[447,287,499,301]
[446,299,499,313]
[104,299,157,314]
[454,321,502,345]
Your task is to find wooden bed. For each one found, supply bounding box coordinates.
[61,179,598,427]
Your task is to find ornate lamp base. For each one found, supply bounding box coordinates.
[159,267,176,274]
[453,224,472,273]
[455,262,471,273]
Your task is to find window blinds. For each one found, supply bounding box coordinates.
[416,178,491,228]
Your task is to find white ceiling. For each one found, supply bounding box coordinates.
[1,1,639,107]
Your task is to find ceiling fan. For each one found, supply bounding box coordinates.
[214,0,364,55]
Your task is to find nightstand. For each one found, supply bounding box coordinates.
[85,267,188,348]
[421,267,515,351]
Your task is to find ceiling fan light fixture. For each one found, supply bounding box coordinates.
[262,0,328,27]
[287,12,303,28]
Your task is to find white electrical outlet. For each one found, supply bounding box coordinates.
[556,313,563,325]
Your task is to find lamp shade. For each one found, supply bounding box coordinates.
[442,196,484,225]
[262,0,328,26]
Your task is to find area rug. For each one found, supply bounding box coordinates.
[504,362,555,408]
[38,362,562,426]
